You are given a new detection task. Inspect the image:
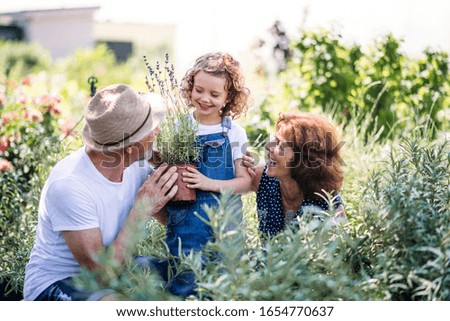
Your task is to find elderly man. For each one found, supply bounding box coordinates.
[24,84,178,300]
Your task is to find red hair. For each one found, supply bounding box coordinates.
[276,112,344,199]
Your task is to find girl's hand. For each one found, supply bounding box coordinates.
[241,152,256,179]
[182,166,213,191]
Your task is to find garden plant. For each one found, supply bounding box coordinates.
[144,54,200,202]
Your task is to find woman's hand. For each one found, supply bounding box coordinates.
[182,166,214,191]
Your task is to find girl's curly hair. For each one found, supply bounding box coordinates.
[181,52,251,119]
[276,112,344,200]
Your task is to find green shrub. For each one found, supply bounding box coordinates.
[0,78,69,295]
[357,138,450,300]
[0,41,52,81]
[182,191,365,301]
[250,29,450,140]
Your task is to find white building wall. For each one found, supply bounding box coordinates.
[26,10,96,59]
[5,7,98,60]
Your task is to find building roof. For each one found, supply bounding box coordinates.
[0,6,100,17]
[0,1,101,14]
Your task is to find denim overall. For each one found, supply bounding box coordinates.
[164,116,237,297]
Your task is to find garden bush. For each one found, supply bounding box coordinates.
[247,29,450,143]
[0,76,70,298]
[355,138,450,300]
[0,41,51,82]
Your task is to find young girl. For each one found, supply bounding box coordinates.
[165,52,252,297]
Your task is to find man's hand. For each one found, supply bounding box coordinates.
[148,149,163,168]
[135,164,178,222]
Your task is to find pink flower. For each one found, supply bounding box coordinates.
[34,95,62,116]
[61,119,75,137]
[17,93,27,105]
[0,159,13,172]
[0,93,6,106]
[33,95,50,106]
[21,76,32,86]
[24,109,43,123]
[0,134,10,153]
[45,103,62,116]
[1,112,19,125]
[6,80,16,89]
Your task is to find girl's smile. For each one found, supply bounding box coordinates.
[191,71,228,125]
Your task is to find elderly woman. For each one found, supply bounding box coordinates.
[243,112,345,237]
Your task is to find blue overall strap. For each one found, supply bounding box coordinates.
[221,115,232,137]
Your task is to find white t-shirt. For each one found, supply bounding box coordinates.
[23,147,151,301]
[190,114,248,168]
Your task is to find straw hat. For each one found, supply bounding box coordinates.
[82,84,166,151]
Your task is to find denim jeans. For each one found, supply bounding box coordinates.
[35,277,114,301]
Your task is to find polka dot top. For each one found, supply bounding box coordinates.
[256,164,343,237]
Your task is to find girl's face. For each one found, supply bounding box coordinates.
[266,127,295,179]
[191,71,228,124]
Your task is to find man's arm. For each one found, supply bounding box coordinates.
[63,164,178,271]
[111,164,177,263]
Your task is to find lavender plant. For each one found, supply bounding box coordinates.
[144,54,199,164]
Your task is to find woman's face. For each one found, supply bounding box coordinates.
[266,127,295,179]
[190,70,228,124]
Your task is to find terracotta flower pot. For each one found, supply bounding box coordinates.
[170,163,196,203]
